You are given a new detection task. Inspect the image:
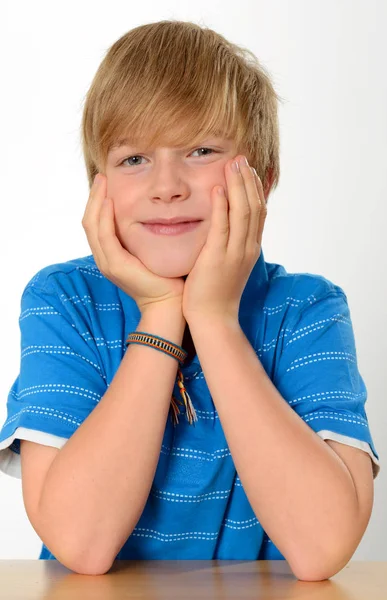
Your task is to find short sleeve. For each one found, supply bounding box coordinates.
[0,279,107,479]
[273,287,380,480]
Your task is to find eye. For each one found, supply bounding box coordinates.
[190,147,215,158]
[118,147,216,167]
[119,155,144,167]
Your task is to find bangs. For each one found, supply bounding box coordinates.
[108,112,237,154]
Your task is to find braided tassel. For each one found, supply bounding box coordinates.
[125,331,196,426]
[170,368,198,426]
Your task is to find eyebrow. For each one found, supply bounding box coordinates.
[109,136,227,153]
[110,138,135,151]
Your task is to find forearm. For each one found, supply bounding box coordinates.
[37,303,186,574]
[188,316,361,579]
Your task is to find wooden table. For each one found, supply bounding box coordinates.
[0,560,386,599]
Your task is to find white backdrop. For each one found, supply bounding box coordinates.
[1,0,386,559]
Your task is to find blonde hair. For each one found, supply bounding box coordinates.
[80,20,284,202]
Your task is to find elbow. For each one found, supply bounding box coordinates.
[36,519,120,575]
[292,563,348,582]
[68,546,116,576]
[286,516,363,581]
[292,564,341,582]
[289,547,354,582]
[58,550,114,576]
[34,503,134,575]
[72,559,114,576]
[38,539,115,575]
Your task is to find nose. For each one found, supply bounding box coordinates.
[149,161,189,203]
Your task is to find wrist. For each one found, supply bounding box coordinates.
[138,304,186,347]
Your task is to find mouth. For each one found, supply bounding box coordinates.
[142,218,202,225]
[142,221,203,236]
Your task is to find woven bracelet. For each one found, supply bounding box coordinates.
[125,331,197,426]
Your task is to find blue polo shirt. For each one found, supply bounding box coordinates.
[0,249,380,561]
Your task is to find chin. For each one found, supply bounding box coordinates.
[129,253,192,278]
[121,234,202,278]
[151,265,191,278]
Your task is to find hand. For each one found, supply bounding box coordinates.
[82,173,185,314]
[182,155,267,323]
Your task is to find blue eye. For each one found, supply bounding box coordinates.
[120,155,144,167]
[191,147,215,158]
[119,147,215,167]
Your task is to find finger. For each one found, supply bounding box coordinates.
[252,171,267,247]
[238,162,262,253]
[206,185,229,256]
[98,196,132,274]
[82,174,102,225]
[82,174,108,270]
[226,158,251,260]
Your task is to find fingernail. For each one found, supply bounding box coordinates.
[239,156,249,167]
[94,174,101,185]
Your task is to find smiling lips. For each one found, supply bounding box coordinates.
[142,217,202,224]
[142,221,202,235]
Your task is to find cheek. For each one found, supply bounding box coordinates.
[196,169,227,200]
[113,203,135,233]
[105,172,128,202]
[211,162,229,188]
[105,180,134,221]
[111,201,136,251]
[107,192,136,243]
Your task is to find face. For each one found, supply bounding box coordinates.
[104,136,243,278]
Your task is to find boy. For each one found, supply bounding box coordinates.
[0,20,380,580]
